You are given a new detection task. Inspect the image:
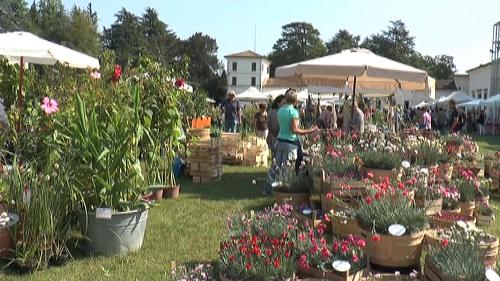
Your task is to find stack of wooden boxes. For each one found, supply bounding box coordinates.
[188,138,223,183]
[242,137,269,168]
[221,133,244,164]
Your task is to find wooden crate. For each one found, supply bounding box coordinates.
[188,138,223,184]
[241,137,269,167]
[221,133,244,164]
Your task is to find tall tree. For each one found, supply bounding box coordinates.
[181,32,221,85]
[425,55,456,79]
[0,0,32,32]
[141,8,179,66]
[103,8,145,66]
[268,22,327,76]
[35,0,69,43]
[65,6,100,56]
[326,29,360,54]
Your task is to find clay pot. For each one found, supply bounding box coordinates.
[163,185,180,199]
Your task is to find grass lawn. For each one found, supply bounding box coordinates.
[0,136,499,280]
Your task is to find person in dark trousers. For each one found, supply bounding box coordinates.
[221,91,241,132]
[448,99,460,133]
[267,95,286,155]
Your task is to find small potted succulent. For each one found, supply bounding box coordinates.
[272,163,311,208]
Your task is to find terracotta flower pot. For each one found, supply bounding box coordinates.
[148,185,165,201]
[458,201,475,217]
[360,228,425,267]
[163,185,180,199]
[274,191,310,208]
[190,128,210,141]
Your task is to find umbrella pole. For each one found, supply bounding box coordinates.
[351,76,357,118]
[17,56,24,108]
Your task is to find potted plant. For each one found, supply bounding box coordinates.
[355,191,428,267]
[63,91,150,256]
[273,163,311,208]
[358,150,402,182]
[329,210,360,239]
[140,61,185,199]
[413,170,444,216]
[475,199,494,226]
[425,232,486,281]
[220,205,298,281]
[296,227,367,281]
[454,172,478,217]
[441,186,461,213]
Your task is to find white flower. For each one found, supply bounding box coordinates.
[271,181,282,188]
[420,168,429,175]
[456,220,467,229]
[251,179,257,185]
[401,161,411,169]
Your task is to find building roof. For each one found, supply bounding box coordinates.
[466,62,492,73]
[435,79,457,90]
[454,73,469,78]
[224,50,267,59]
[262,77,305,88]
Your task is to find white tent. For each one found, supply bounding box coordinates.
[480,94,500,107]
[437,91,473,105]
[0,32,100,68]
[275,48,428,92]
[236,87,270,102]
[413,101,429,109]
[0,31,100,108]
[459,99,481,108]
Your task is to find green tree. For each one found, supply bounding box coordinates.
[362,20,415,63]
[268,22,327,75]
[326,29,360,54]
[425,55,456,79]
[66,6,100,56]
[35,0,69,43]
[201,70,227,101]
[0,0,32,32]
[181,32,221,85]
[141,7,180,66]
[103,8,145,66]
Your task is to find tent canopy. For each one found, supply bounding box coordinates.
[275,48,428,92]
[459,99,481,108]
[236,87,269,102]
[437,91,473,105]
[0,31,100,69]
[480,94,500,107]
[413,101,429,109]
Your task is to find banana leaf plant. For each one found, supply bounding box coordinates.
[62,86,148,212]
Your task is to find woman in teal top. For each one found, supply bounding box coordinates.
[263,88,318,195]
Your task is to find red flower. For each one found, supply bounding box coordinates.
[251,245,261,256]
[273,258,280,269]
[332,241,339,252]
[371,234,381,242]
[285,251,291,258]
[323,213,331,222]
[245,262,252,270]
[229,255,236,262]
[341,244,348,254]
[365,196,373,205]
[298,233,306,242]
[265,248,272,257]
[326,192,333,200]
[321,247,330,258]
[374,192,383,200]
[441,239,449,247]
[317,223,326,235]
[175,79,185,88]
[309,244,319,254]
[112,65,121,83]
[356,239,366,248]
[397,182,405,190]
[298,255,309,269]
[352,254,359,263]
[239,246,248,254]
[367,172,374,179]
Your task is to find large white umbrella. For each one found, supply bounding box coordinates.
[275,48,429,116]
[236,87,270,102]
[0,31,100,108]
[480,94,500,135]
[459,99,481,108]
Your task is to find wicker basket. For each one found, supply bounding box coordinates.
[431,212,475,229]
[360,228,425,267]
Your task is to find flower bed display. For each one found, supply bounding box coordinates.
[431,212,475,229]
[330,211,360,238]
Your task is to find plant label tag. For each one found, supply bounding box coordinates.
[22,187,31,205]
[96,208,113,219]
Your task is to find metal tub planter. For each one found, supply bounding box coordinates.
[79,208,149,256]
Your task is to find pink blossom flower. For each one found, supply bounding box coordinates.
[90,70,101,79]
[41,97,59,115]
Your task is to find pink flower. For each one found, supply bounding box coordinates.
[41,97,59,115]
[371,234,381,242]
[90,70,101,79]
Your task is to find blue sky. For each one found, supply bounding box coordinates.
[61,0,500,73]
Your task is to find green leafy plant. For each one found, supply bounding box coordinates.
[359,150,402,170]
[61,87,147,212]
[273,163,311,194]
[413,143,444,167]
[355,193,427,235]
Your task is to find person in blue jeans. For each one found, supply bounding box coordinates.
[221,91,241,133]
[262,88,318,195]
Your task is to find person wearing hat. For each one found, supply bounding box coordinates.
[221,91,241,133]
[263,88,318,196]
